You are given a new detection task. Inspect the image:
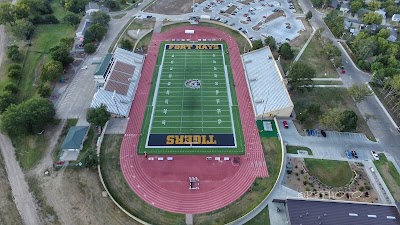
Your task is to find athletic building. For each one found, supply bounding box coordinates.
[242,47,294,119]
[90,47,144,117]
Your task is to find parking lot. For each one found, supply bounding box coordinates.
[278,120,383,161]
[194,0,305,43]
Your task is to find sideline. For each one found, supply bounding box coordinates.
[96,121,151,225]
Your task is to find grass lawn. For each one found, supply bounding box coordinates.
[304,159,353,187]
[135,31,153,50]
[12,134,49,171]
[244,206,269,225]
[312,81,343,85]
[374,154,400,201]
[298,36,339,78]
[112,13,126,19]
[194,137,282,225]
[286,145,313,155]
[74,126,96,163]
[161,22,252,54]
[291,88,375,140]
[100,135,186,225]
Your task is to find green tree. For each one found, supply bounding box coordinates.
[340,110,358,131]
[306,11,313,20]
[319,108,344,131]
[264,36,276,51]
[11,19,34,40]
[350,1,363,13]
[288,61,316,91]
[7,63,21,72]
[84,43,96,54]
[119,38,133,51]
[87,23,107,41]
[363,12,383,24]
[323,42,341,58]
[91,11,110,26]
[7,69,22,79]
[311,0,322,7]
[63,12,80,26]
[87,104,110,127]
[368,0,381,11]
[40,60,63,81]
[3,83,18,94]
[377,28,391,39]
[348,84,373,102]
[6,45,23,62]
[0,98,55,135]
[64,0,88,13]
[0,91,16,113]
[14,2,30,19]
[324,10,344,37]
[278,43,294,60]
[385,5,398,17]
[0,3,16,26]
[251,39,263,50]
[49,44,74,67]
[37,84,52,98]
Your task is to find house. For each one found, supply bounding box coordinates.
[90,48,145,117]
[387,27,398,42]
[59,126,89,161]
[85,2,100,15]
[375,9,387,19]
[339,1,350,13]
[281,198,400,225]
[392,14,400,22]
[75,15,92,40]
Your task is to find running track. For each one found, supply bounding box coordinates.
[120,26,268,214]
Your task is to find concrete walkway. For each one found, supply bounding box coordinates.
[311,77,342,81]
[294,28,316,62]
[301,84,345,88]
[0,134,41,225]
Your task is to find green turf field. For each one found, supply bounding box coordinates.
[138,42,244,155]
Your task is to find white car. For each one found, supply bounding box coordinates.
[371,151,380,160]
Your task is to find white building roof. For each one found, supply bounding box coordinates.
[91,48,144,117]
[242,47,293,116]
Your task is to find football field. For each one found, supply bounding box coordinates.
[138,43,244,154]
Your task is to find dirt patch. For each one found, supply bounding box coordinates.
[238,0,255,5]
[284,158,380,203]
[225,5,237,14]
[0,154,23,225]
[265,10,285,23]
[33,55,46,87]
[37,169,139,225]
[144,0,206,15]
[71,59,82,67]
[290,18,312,49]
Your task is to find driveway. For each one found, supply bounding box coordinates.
[278,120,381,161]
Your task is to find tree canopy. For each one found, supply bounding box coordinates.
[0,98,55,135]
[49,44,74,67]
[264,36,276,51]
[288,61,316,91]
[119,39,133,51]
[319,108,344,131]
[348,84,373,102]
[363,12,383,24]
[11,19,35,40]
[278,43,294,60]
[91,11,110,26]
[340,110,358,131]
[324,10,344,37]
[40,60,63,81]
[87,104,110,127]
[251,40,263,50]
[63,12,80,26]
[0,91,17,113]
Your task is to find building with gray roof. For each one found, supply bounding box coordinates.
[242,47,294,119]
[284,198,399,225]
[90,48,145,117]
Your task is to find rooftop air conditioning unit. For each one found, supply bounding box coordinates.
[250,77,257,81]
[244,60,252,63]
[255,100,264,103]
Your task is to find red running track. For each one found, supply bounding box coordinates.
[120,26,268,214]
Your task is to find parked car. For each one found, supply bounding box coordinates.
[321,130,326,137]
[238,27,243,30]
[351,150,358,159]
[345,150,352,159]
[371,151,380,160]
[283,120,289,129]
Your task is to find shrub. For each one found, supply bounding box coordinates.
[84,43,96,54]
[8,69,22,79]
[3,83,18,94]
[37,84,52,98]
[7,64,22,72]
[359,186,365,191]
[41,14,59,24]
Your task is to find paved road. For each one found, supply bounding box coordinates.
[297,0,400,164]
[55,0,153,120]
[0,134,41,225]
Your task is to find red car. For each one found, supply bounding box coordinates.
[283,121,289,129]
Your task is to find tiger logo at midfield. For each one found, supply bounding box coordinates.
[185,79,201,89]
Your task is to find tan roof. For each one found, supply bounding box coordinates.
[104,80,129,95]
[114,61,135,75]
